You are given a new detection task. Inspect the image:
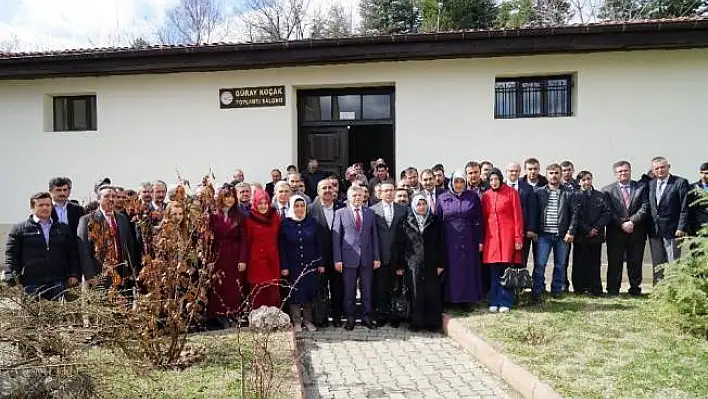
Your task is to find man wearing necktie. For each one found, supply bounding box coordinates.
[370,181,405,327]
[77,185,137,290]
[647,157,690,283]
[602,160,650,296]
[332,185,380,330]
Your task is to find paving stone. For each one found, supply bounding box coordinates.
[297,325,514,398]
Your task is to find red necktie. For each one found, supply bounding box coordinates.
[107,214,124,263]
[621,186,631,209]
[355,208,362,231]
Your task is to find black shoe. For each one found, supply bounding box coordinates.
[331,318,342,328]
[606,291,620,297]
[362,319,377,330]
[530,295,542,305]
[409,325,421,332]
[375,318,387,327]
[551,292,563,299]
[390,321,400,328]
[344,320,355,331]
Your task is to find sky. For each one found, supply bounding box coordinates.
[0,0,358,51]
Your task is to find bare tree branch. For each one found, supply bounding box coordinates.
[240,0,312,42]
[158,0,232,45]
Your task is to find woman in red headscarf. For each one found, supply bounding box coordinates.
[245,188,282,310]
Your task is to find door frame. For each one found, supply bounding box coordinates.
[296,86,396,173]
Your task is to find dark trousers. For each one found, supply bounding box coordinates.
[24,280,66,301]
[649,237,681,283]
[521,237,536,268]
[480,253,491,297]
[606,230,645,295]
[343,265,373,321]
[373,263,394,322]
[326,266,344,321]
[571,240,603,296]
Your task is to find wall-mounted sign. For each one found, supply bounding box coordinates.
[219,86,286,109]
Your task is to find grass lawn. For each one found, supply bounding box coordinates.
[455,294,708,399]
[83,330,297,399]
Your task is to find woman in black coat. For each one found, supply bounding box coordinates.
[396,193,445,332]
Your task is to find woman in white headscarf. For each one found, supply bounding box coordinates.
[435,170,484,311]
[396,193,445,332]
[279,195,325,332]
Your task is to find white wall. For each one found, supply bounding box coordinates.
[1,49,706,224]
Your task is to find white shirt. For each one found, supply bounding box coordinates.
[53,201,69,224]
[321,202,334,229]
[656,178,668,202]
[381,200,394,226]
[507,180,519,191]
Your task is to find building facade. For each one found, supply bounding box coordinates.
[1,19,707,234]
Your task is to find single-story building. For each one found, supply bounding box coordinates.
[1,17,707,235]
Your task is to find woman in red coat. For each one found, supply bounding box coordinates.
[245,189,281,310]
[482,168,523,313]
[207,184,248,328]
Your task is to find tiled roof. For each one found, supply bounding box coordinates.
[2,17,707,60]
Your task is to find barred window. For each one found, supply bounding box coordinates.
[494,76,572,119]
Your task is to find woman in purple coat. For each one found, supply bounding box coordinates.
[435,170,484,309]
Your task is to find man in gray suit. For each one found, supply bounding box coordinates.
[77,185,137,290]
[333,185,381,330]
[370,181,405,327]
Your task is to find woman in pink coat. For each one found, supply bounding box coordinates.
[481,168,523,313]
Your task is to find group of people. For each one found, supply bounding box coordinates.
[3,157,708,333]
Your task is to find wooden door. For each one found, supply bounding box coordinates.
[301,127,349,179]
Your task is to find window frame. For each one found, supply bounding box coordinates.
[52,95,97,132]
[494,75,573,119]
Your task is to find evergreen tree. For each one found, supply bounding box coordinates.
[360,0,420,34]
[421,0,497,31]
[496,0,536,28]
[532,0,572,26]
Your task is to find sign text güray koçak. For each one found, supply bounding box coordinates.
[219,86,286,109]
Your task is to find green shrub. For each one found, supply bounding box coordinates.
[652,193,708,339]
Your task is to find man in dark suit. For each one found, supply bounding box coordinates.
[332,185,380,330]
[602,161,649,296]
[506,162,539,268]
[520,157,548,188]
[308,179,345,327]
[688,162,708,235]
[265,168,282,199]
[77,185,137,290]
[370,181,406,327]
[48,177,85,236]
[647,156,690,282]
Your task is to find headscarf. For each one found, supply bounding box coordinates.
[286,194,307,221]
[449,170,467,195]
[249,188,275,224]
[488,168,505,191]
[411,192,429,232]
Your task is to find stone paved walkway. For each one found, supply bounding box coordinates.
[297,326,516,399]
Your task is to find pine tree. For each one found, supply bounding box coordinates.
[359,0,420,35]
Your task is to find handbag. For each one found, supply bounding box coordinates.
[312,275,331,326]
[500,266,533,289]
[389,277,411,320]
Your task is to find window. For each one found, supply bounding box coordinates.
[362,94,391,119]
[304,96,332,121]
[53,95,97,131]
[494,76,572,119]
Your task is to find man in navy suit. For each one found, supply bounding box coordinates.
[48,177,85,236]
[647,156,690,282]
[332,185,381,330]
[506,162,539,268]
